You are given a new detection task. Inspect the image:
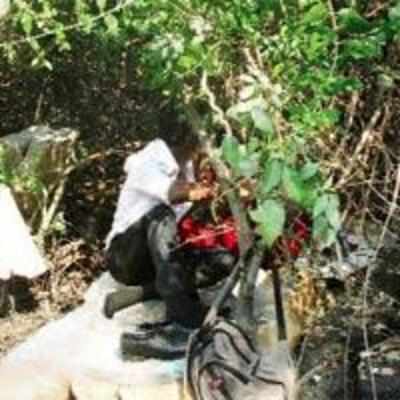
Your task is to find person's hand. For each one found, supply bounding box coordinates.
[189,184,215,201]
[238,178,255,203]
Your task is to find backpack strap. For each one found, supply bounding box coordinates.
[202,257,243,326]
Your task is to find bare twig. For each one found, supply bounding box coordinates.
[345,91,360,130]
[361,163,400,400]
[336,109,382,189]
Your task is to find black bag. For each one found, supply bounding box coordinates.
[186,318,296,400]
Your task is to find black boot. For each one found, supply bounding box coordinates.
[103,283,158,319]
[120,321,193,360]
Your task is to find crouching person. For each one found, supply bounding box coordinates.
[104,136,236,359]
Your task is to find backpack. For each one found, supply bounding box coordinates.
[186,318,296,400]
[185,255,297,400]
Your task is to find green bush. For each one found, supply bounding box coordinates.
[1,0,399,249]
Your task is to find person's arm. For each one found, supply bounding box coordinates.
[168,180,214,204]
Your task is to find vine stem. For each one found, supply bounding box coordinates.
[200,72,233,136]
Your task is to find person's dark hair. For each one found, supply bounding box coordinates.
[168,131,202,165]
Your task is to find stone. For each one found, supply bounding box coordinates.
[71,376,119,400]
[0,185,48,280]
[0,361,71,400]
[0,126,79,228]
[1,271,303,400]
[119,379,184,400]
[18,126,79,187]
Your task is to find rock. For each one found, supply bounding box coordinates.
[1,271,304,400]
[0,361,71,400]
[18,126,79,186]
[119,379,184,400]
[0,185,48,280]
[71,376,119,400]
[0,126,79,228]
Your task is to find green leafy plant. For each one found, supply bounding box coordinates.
[1,0,398,251]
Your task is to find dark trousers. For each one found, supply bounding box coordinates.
[106,204,235,328]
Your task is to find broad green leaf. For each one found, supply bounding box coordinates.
[43,60,53,71]
[261,159,282,194]
[326,194,341,229]
[300,162,319,180]
[301,186,318,211]
[227,102,251,120]
[338,8,371,34]
[343,38,381,61]
[283,167,306,206]
[105,15,119,35]
[389,1,400,20]
[227,97,267,120]
[251,107,274,135]
[80,13,94,33]
[222,135,241,173]
[178,55,197,70]
[303,3,328,25]
[312,215,336,249]
[327,193,340,210]
[21,13,33,35]
[313,194,329,219]
[238,155,259,178]
[250,199,286,248]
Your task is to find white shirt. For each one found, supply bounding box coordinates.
[105,139,194,248]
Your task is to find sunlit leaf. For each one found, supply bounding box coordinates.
[251,107,274,135]
[313,194,329,219]
[238,155,259,178]
[227,97,267,120]
[250,199,286,248]
[389,1,400,20]
[312,215,337,249]
[283,167,305,206]
[338,8,371,34]
[326,194,341,229]
[222,135,241,173]
[105,15,119,35]
[261,158,282,194]
[300,162,319,180]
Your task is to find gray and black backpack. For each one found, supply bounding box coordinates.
[186,318,296,400]
[185,259,297,400]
